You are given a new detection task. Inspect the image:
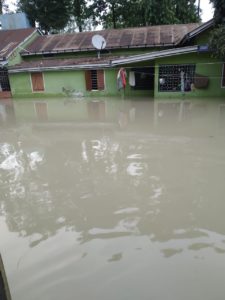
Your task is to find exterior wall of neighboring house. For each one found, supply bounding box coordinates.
[7,31,40,67]
[0,29,39,99]
[0,13,31,30]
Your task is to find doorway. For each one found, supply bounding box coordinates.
[0,68,11,99]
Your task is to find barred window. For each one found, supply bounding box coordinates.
[91,70,98,90]
[85,70,105,91]
[159,64,196,92]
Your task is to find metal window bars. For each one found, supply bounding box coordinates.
[159,64,196,92]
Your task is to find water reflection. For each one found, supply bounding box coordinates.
[1,98,225,299]
[0,99,15,126]
[1,99,225,244]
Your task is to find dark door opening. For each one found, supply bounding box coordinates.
[0,68,11,99]
[131,67,155,90]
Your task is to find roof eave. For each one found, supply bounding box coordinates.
[111,46,198,66]
[20,43,176,57]
[6,29,40,59]
[8,63,110,73]
[9,46,199,72]
[179,19,214,45]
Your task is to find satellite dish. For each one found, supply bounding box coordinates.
[92,34,107,50]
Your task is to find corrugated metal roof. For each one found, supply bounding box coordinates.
[22,23,199,55]
[9,56,119,72]
[0,28,36,59]
[9,46,199,73]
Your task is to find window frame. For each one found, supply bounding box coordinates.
[90,70,98,90]
[158,64,196,93]
[85,70,105,91]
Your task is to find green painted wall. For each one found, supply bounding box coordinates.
[190,28,212,46]
[10,52,225,100]
[9,73,32,96]
[10,68,154,99]
[154,52,225,99]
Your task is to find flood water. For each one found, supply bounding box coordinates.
[1,98,225,300]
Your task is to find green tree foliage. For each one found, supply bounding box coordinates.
[0,0,4,14]
[139,0,200,25]
[210,0,225,25]
[174,0,200,24]
[0,0,9,14]
[209,0,225,59]
[142,0,176,26]
[19,0,71,33]
[209,25,225,59]
[72,0,88,32]
[90,0,200,29]
[18,0,200,33]
[90,0,135,29]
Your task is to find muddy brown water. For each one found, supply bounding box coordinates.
[0,98,225,300]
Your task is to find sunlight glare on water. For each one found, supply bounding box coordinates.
[0,98,225,300]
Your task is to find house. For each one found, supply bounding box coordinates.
[0,27,40,99]
[7,19,225,99]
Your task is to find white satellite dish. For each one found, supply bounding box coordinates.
[92,34,107,50]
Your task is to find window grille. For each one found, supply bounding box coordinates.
[91,70,98,90]
[159,64,196,92]
[0,68,11,91]
[85,70,105,91]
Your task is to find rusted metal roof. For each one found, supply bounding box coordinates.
[22,23,199,56]
[9,56,119,72]
[0,28,36,59]
[9,45,199,73]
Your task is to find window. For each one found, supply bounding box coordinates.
[131,67,154,90]
[31,72,44,92]
[222,63,225,88]
[159,64,196,92]
[91,70,98,90]
[85,70,105,91]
